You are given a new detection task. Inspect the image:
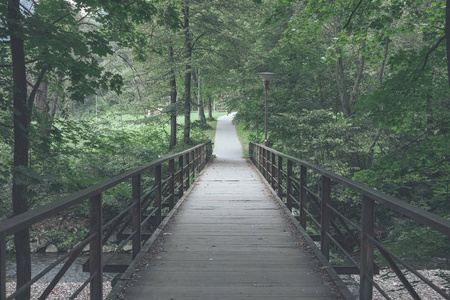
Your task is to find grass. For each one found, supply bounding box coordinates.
[235,122,255,158]
[175,111,227,142]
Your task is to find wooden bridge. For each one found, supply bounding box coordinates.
[1,114,450,300]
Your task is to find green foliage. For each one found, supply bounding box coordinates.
[384,220,450,268]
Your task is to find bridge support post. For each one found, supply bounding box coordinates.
[89,193,103,300]
[155,165,162,225]
[300,166,307,229]
[169,159,175,209]
[360,195,375,300]
[320,176,331,261]
[132,175,141,258]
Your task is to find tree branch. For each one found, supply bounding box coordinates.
[191,32,207,49]
[342,0,364,30]
[420,35,445,73]
[27,67,47,110]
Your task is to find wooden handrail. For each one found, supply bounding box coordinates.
[0,141,212,300]
[249,141,450,300]
[250,142,450,236]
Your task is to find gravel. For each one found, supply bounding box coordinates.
[6,270,449,299]
[349,269,450,299]
[6,281,112,299]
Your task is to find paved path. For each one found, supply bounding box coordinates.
[122,114,342,299]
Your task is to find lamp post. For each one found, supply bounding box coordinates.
[257,72,275,146]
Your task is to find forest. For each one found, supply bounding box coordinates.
[1,0,449,278]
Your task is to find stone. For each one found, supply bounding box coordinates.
[45,243,58,253]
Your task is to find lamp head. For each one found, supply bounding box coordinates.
[257,72,275,82]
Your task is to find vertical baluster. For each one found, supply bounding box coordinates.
[265,149,270,180]
[200,146,204,169]
[191,149,197,178]
[89,194,102,300]
[168,159,175,209]
[271,152,276,188]
[286,160,293,211]
[132,175,141,258]
[277,156,283,199]
[257,145,260,166]
[178,155,184,198]
[1,238,5,300]
[300,166,307,229]
[260,146,264,173]
[320,176,331,261]
[195,148,199,173]
[261,147,264,175]
[185,153,190,189]
[192,149,196,175]
[360,195,375,300]
[155,165,162,225]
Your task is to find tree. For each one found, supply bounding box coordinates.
[1,0,156,297]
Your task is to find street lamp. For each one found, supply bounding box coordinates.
[257,72,275,146]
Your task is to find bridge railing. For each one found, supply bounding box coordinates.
[249,142,450,300]
[0,141,212,300]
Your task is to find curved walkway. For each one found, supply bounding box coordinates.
[121,114,343,299]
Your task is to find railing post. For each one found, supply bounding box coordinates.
[178,155,184,198]
[260,146,264,173]
[320,176,331,261]
[168,159,175,209]
[132,175,141,258]
[271,152,276,188]
[185,153,190,189]
[196,148,199,173]
[277,156,283,199]
[257,146,262,172]
[286,160,293,211]
[1,238,5,300]
[193,148,197,174]
[300,165,307,229]
[155,165,162,225]
[191,150,195,177]
[265,149,270,180]
[89,193,103,300]
[360,195,375,300]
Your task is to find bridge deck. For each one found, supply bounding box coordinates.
[120,114,343,299]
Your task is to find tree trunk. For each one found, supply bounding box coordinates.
[183,3,192,145]
[198,99,206,122]
[168,43,177,150]
[446,0,450,85]
[8,1,31,299]
[208,96,213,120]
[378,40,389,87]
[192,69,206,123]
[335,49,352,117]
[349,40,366,110]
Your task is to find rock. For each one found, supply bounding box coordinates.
[123,243,133,252]
[45,244,58,253]
[103,245,116,252]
